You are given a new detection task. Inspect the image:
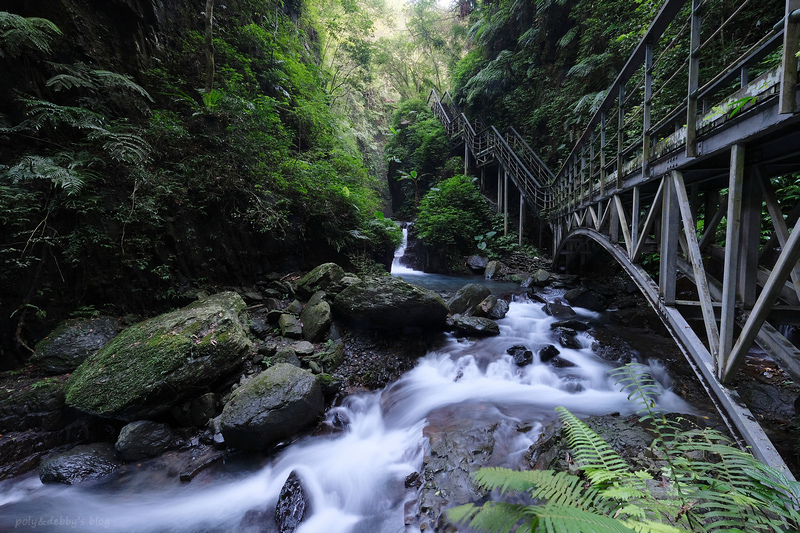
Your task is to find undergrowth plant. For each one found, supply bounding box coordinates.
[449,362,800,532]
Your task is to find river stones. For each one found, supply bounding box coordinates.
[333,276,449,331]
[466,255,489,272]
[30,316,119,374]
[447,284,491,315]
[219,364,323,451]
[297,263,345,298]
[275,471,311,533]
[551,319,591,331]
[39,443,121,484]
[539,344,561,362]
[115,420,174,461]
[507,344,533,366]
[65,292,252,421]
[475,295,509,320]
[449,314,500,337]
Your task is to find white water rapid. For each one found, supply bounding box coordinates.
[0,293,691,532]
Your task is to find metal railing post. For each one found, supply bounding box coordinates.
[686,0,702,157]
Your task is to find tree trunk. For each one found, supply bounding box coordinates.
[204,0,214,94]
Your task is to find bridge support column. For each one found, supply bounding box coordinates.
[739,170,762,308]
[719,144,745,377]
[779,0,800,113]
[497,167,503,211]
[464,143,469,175]
[503,169,509,237]
[660,175,679,305]
[519,195,525,247]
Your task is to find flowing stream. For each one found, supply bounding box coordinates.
[0,236,691,532]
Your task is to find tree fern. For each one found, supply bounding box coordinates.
[0,11,61,59]
[450,363,800,532]
[5,155,86,195]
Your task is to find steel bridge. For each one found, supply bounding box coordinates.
[429,0,800,476]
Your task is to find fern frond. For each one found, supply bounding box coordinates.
[7,155,85,195]
[92,70,153,101]
[94,131,152,164]
[448,501,527,533]
[0,12,61,59]
[528,502,637,533]
[622,519,687,533]
[556,407,631,480]
[46,73,95,92]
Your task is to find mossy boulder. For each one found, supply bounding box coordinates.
[300,300,332,342]
[65,292,252,421]
[30,316,119,374]
[219,364,323,451]
[297,263,345,298]
[447,284,491,315]
[332,277,449,331]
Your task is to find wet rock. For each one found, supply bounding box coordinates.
[286,300,304,315]
[0,376,67,432]
[487,298,510,320]
[466,255,489,272]
[275,471,311,533]
[539,345,560,362]
[278,314,303,338]
[30,317,119,374]
[484,260,508,280]
[328,275,361,295]
[65,292,252,421]
[450,314,500,337]
[115,420,174,461]
[273,347,302,367]
[292,341,315,358]
[190,393,220,427]
[297,263,345,298]
[447,284,491,315]
[313,341,345,373]
[39,443,121,484]
[266,309,284,324]
[563,288,606,312]
[249,318,271,340]
[531,269,552,286]
[556,327,582,349]
[333,277,449,331]
[507,345,533,366]
[220,364,323,451]
[258,342,279,357]
[543,301,577,319]
[300,299,332,342]
[549,356,576,368]
[551,319,591,332]
[239,509,274,533]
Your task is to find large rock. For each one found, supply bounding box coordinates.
[278,314,303,339]
[466,255,489,272]
[39,443,121,484]
[30,317,119,374]
[297,263,345,298]
[450,315,500,337]
[220,364,323,451]
[275,471,311,533]
[447,284,491,316]
[332,277,449,331]
[484,260,508,280]
[115,420,174,461]
[563,288,606,312]
[543,301,577,319]
[65,292,252,420]
[300,300,332,342]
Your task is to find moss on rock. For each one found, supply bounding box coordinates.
[65,292,252,420]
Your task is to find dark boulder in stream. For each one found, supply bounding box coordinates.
[275,471,311,533]
[39,443,121,484]
[65,292,252,421]
[446,283,491,315]
[219,364,323,451]
[332,276,449,331]
[115,420,174,461]
[450,315,500,337]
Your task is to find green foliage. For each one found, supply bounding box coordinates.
[450,363,800,533]
[415,174,492,251]
[0,11,61,59]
